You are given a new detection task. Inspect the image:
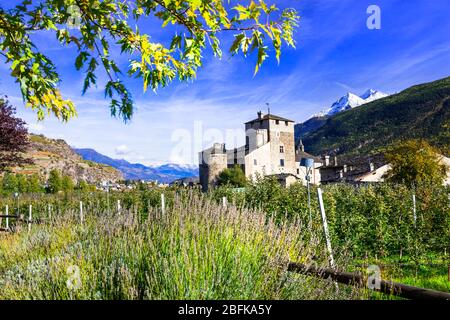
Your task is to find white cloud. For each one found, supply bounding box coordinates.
[115,144,131,155]
[27,123,44,132]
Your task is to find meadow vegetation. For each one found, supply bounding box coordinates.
[0,177,448,299]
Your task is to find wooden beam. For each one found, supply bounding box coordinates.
[288,262,450,300]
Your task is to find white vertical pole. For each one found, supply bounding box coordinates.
[412,194,417,227]
[5,205,9,230]
[317,188,335,268]
[161,194,165,215]
[80,201,84,225]
[222,196,227,208]
[28,205,32,233]
[307,167,312,229]
[117,200,121,215]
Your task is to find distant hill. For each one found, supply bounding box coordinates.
[301,77,450,157]
[73,148,198,183]
[11,134,123,183]
[295,116,329,141]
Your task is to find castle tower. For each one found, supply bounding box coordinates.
[244,111,296,177]
[198,143,227,192]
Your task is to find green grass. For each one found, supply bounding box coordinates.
[0,194,364,300]
[390,265,450,293]
[0,181,448,300]
[29,134,49,144]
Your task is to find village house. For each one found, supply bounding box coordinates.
[199,111,322,191]
[319,153,450,185]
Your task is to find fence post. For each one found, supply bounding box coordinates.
[222,196,227,208]
[448,265,450,282]
[5,205,9,230]
[117,200,121,215]
[317,188,335,268]
[48,204,52,219]
[412,193,417,227]
[161,193,165,215]
[80,201,84,225]
[28,204,32,233]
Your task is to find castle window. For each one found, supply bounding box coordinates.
[254,159,257,165]
[280,159,285,167]
[285,121,288,126]
[275,120,279,125]
[279,146,284,153]
[297,168,300,174]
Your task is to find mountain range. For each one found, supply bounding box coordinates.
[299,76,450,157]
[313,89,389,117]
[73,148,198,183]
[296,89,389,140]
[12,135,123,183]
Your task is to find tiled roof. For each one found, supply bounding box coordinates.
[295,150,322,163]
[245,114,295,124]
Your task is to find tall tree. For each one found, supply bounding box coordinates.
[384,139,448,186]
[28,173,43,193]
[61,175,75,192]
[16,174,29,193]
[2,172,18,194]
[47,169,62,193]
[0,99,32,171]
[0,1,299,122]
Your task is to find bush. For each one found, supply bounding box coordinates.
[216,165,247,188]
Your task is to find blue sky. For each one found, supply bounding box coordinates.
[1,0,449,166]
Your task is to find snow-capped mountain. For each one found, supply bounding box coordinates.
[360,89,389,102]
[326,92,366,116]
[312,89,389,118]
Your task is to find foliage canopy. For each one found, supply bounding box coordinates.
[0,98,31,170]
[217,164,247,187]
[383,139,448,186]
[0,0,299,122]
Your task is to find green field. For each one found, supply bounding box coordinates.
[0,180,448,299]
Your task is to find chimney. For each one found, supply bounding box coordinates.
[369,162,375,172]
[334,156,338,166]
[324,155,330,166]
[257,111,264,119]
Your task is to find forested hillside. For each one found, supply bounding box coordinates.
[301,77,450,156]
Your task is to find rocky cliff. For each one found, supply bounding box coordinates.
[11,134,123,183]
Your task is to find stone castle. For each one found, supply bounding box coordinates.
[199,111,322,191]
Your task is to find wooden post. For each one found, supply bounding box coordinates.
[28,205,32,233]
[5,205,9,230]
[448,265,450,282]
[222,196,227,208]
[117,200,121,215]
[80,201,84,225]
[48,204,52,219]
[412,194,417,227]
[161,193,165,215]
[317,188,335,268]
